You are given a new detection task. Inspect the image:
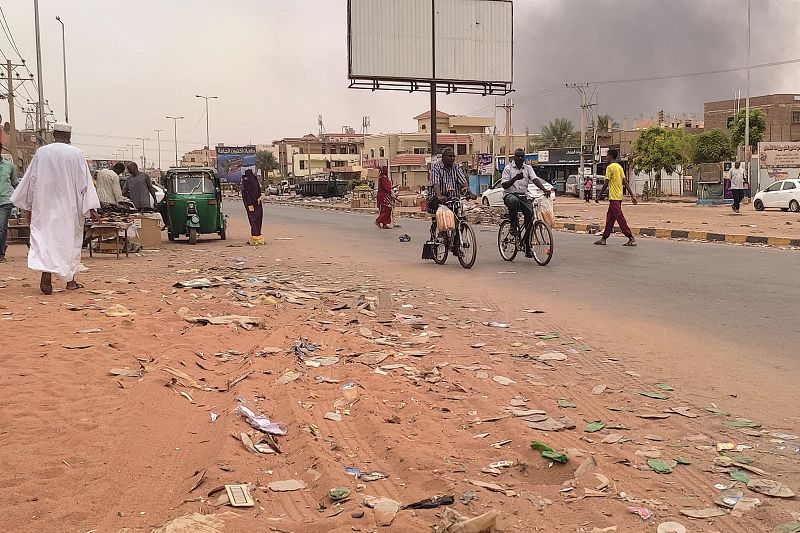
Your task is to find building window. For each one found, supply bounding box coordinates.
[421,124,427,131]
[299,161,306,170]
[457,144,467,156]
[450,129,457,134]
[413,147,427,154]
[340,147,347,154]
[299,147,304,154]
[379,147,385,158]
[793,111,800,123]
[370,149,375,158]
[726,116,734,129]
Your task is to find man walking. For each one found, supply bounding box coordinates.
[123,162,158,210]
[594,148,637,246]
[10,123,100,294]
[729,161,748,213]
[96,162,125,205]
[502,148,551,257]
[0,146,19,263]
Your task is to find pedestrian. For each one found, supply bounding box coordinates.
[241,169,264,245]
[0,145,19,263]
[122,162,158,210]
[374,166,393,229]
[583,175,593,202]
[594,148,637,247]
[96,162,125,205]
[729,161,748,213]
[10,122,100,294]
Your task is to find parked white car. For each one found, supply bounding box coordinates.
[565,174,606,198]
[753,179,800,212]
[481,179,554,207]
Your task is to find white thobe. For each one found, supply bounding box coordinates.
[11,143,100,280]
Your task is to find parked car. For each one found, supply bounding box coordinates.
[481,179,555,207]
[264,184,279,195]
[565,174,606,198]
[753,179,800,212]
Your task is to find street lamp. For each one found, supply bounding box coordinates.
[137,137,147,170]
[166,116,184,167]
[744,0,751,187]
[195,95,218,166]
[55,16,68,123]
[154,129,163,169]
[128,144,136,168]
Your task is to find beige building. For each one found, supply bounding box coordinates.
[704,93,800,142]
[414,110,494,134]
[180,147,216,168]
[274,133,365,177]
[632,112,704,131]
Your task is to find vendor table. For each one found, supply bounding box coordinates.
[86,222,132,259]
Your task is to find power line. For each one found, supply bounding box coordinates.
[0,4,23,59]
[586,57,800,85]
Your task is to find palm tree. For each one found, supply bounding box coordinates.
[256,150,280,182]
[595,114,620,134]
[540,118,580,148]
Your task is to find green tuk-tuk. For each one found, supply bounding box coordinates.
[160,167,226,244]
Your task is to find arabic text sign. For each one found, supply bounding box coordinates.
[759,142,800,168]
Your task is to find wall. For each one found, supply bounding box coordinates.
[704,94,800,142]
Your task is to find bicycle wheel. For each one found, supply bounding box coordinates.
[530,220,553,266]
[497,220,518,262]
[457,222,477,269]
[432,231,449,265]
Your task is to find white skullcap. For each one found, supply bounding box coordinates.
[53,122,72,133]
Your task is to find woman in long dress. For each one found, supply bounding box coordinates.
[241,169,264,245]
[374,166,393,229]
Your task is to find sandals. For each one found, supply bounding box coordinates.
[40,273,53,295]
[66,281,85,290]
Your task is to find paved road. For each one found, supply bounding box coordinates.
[232,204,798,368]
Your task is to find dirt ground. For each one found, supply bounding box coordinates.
[1,216,798,533]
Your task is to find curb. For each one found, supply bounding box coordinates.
[266,200,800,248]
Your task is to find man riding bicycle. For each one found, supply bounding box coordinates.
[428,147,475,214]
[502,148,551,257]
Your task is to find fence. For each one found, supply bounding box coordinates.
[630,171,687,197]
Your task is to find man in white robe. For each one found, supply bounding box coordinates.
[10,122,100,294]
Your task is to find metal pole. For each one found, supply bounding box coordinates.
[196,95,218,166]
[429,0,438,156]
[154,129,162,169]
[166,116,184,166]
[55,16,68,123]
[592,90,599,176]
[745,0,751,188]
[137,138,146,170]
[6,60,18,166]
[34,0,45,144]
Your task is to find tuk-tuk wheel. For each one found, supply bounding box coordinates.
[188,227,198,245]
[219,223,227,241]
[168,231,175,242]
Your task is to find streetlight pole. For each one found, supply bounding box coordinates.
[744,0,751,185]
[128,144,136,168]
[154,129,163,169]
[55,16,68,123]
[195,95,218,166]
[137,137,146,170]
[166,116,184,167]
[33,0,45,144]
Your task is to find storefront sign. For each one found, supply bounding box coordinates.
[759,142,800,168]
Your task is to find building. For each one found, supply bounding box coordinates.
[274,133,366,178]
[704,94,800,142]
[633,112,704,131]
[413,110,494,135]
[180,147,216,168]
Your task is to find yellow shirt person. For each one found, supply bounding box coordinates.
[605,162,626,201]
[595,149,637,246]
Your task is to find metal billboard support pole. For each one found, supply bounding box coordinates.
[430,0,438,157]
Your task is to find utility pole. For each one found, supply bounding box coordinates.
[34,0,46,145]
[154,129,162,169]
[568,83,591,178]
[137,137,146,170]
[5,60,18,166]
[744,0,752,189]
[128,144,136,167]
[429,0,438,157]
[496,98,514,167]
[55,16,68,123]
[166,116,184,167]
[195,95,217,166]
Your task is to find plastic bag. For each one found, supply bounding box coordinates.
[436,205,456,231]
[538,197,555,227]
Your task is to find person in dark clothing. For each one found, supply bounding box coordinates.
[241,169,264,245]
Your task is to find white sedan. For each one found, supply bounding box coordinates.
[753,179,800,212]
[481,180,554,207]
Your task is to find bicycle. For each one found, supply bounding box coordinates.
[497,193,554,266]
[426,194,478,269]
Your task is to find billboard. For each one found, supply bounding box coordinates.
[216,146,256,185]
[348,0,512,87]
[758,142,800,168]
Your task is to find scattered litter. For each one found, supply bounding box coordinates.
[324,412,342,422]
[108,367,142,378]
[492,375,516,386]
[459,491,478,505]
[267,479,307,492]
[399,234,411,242]
[628,506,653,520]
[640,391,669,400]
[747,478,795,498]
[225,484,255,507]
[557,399,576,409]
[591,384,607,395]
[152,512,236,533]
[328,487,351,501]
[233,405,287,435]
[680,507,726,518]
[177,307,263,329]
[530,440,568,464]
[173,278,214,289]
[648,458,677,474]
[104,304,133,317]
[403,495,455,509]
[439,508,502,533]
[483,322,509,328]
[584,421,606,433]
[275,370,302,385]
[520,309,545,314]
[657,522,687,533]
[76,327,102,334]
[670,406,698,418]
[368,497,400,526]
[468,479,516,496]
[538,352,567,361]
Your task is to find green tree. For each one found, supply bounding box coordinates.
[688,129,735,165]
[256,150,280,182]
[632,127,688,195]
[540,118,581,148]
[730,108,766,149]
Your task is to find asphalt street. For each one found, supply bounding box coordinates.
[231,203,798,370]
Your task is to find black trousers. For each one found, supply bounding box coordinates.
[584,189,593,202]
[732,189,744,211]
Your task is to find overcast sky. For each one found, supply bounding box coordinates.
[2,0,798,162]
